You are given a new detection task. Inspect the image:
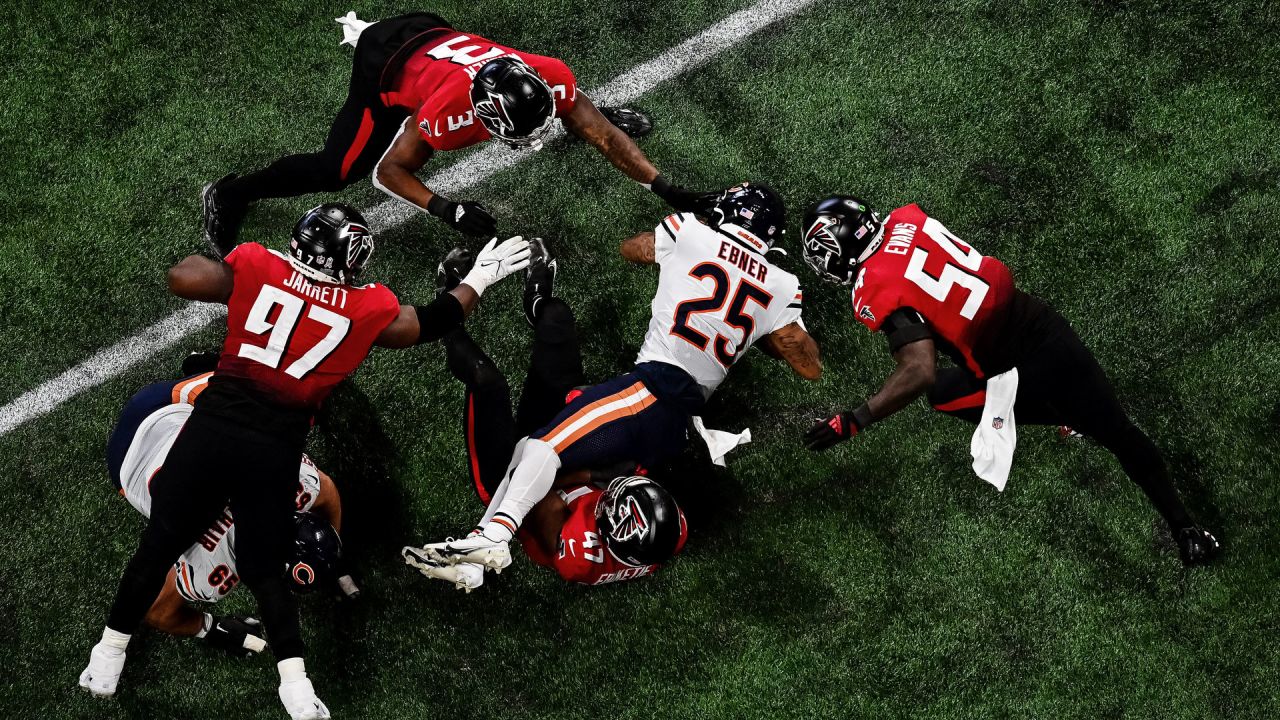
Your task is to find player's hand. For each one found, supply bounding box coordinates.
[804,412,859,451]
[650,175,718,216]
[201,615,266,657]
[428,196,497,237]
[335,573,361,601]
[462,236,532,295]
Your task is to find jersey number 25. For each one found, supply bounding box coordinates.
[671,262,773,366]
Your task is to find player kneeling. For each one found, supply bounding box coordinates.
[102,369,351,654]
[402,241,687,587]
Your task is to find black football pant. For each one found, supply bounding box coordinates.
[444,298,585,502]
[927,305,1192,531]
[217,38,411,206]
[106,410,306,660]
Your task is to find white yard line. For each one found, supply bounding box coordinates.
[0,0,818,437]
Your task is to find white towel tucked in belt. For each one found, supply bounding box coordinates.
[335,11,374,47]
[970,368,1019,491]
[692,417,751,467]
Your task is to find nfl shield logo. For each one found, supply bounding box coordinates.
[992,417,1004,430]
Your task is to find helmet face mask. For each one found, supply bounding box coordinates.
[595,476,685,568]
[800,196,883,286]
[470,57,556,151]
[290,203,374,285]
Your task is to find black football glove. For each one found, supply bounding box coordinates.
[427,195,497,237]
[200,615,266,658]
[650,175,718,217]
[804,412,860,451]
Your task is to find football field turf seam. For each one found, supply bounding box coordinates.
[0,0,820,437]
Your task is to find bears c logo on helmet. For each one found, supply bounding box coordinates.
[291,562,316,586]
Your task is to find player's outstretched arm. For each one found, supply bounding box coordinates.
[522,494,571,560]
[376,237,532,348]
[620,231,656,264]
[373,116,496,237]
[804,337,936,451]
[763,323,822,381]
[167,255,233,303]
[563,95,712,213]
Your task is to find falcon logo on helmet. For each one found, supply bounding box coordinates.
[800,195,884,286]
[288,203,376,285]
[470,57,556,150]
[596,476,685,568]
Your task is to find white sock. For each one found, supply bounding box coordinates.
[278,657,307,683]
[101,627,131,653]
[481,438,560,542]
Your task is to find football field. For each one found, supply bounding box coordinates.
[3,0,1279,717]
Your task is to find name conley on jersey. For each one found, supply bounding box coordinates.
[716,241,769,282]
[283,271,350,309]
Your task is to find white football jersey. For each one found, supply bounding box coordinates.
[635,213,805,396]
[119,403,321,603]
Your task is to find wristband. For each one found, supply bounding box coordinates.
[648,174,671,195]
[195,613,213,639]
[426,194,452,219]
[851,404,874,432]
[414,294,465,345]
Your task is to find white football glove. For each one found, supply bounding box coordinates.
[461,236,532,295]
[78,642,126,697]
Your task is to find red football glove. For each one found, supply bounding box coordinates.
[804,411,859,451]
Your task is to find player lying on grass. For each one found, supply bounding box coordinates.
[80,202,530,720]
[403,241,689,589]
[106,369,349,654]
[799,195,1221,567]
[202,11,712,254]
[411,184,822,575]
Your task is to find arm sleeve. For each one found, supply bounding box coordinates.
[296,455,321,512]
[881,307,932,352]
[413,292,465,344]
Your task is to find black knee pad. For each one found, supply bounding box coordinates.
[534,299,577,344]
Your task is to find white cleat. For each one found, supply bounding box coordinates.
[279,677,331,720]
[401,547,485,592]
[78,642,126,697]
[417,533,512,573]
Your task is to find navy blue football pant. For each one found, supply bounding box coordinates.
[927,304,1192,530]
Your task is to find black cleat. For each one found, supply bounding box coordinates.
[599,106,653,138]
[523,238,557,327]
[181,349,222,377]
[437,247,476,296]
[201,174,248,259]
[1176,526,1222,567]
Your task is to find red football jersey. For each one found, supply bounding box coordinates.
[216,243,400,410]
[380,31,578,152]
[518,485,688,586]
[852,204,1015,377]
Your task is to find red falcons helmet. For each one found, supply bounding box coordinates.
[470,57,556,150]
[289,203,374,284]
[801,196,883,285]
[596,476,687,567]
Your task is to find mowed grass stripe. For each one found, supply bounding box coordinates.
[0,0,820,438]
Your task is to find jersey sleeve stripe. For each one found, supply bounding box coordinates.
[661,216,679,240]
[174,563,200,603]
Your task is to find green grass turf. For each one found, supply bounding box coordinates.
[2,0,1279,717]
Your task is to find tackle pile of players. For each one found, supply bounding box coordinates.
[76,12,1222,720]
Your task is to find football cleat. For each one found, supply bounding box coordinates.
[1057,425,1084,440]
[1176,526,1222,567]
[401,547,485,592]
[201,173,248,259]
[599,106,654,138]
[78,642,126,697]
[416,533,511,573]
[436,247,476,296]
[278,677,330,720]
[523,237,557,327]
